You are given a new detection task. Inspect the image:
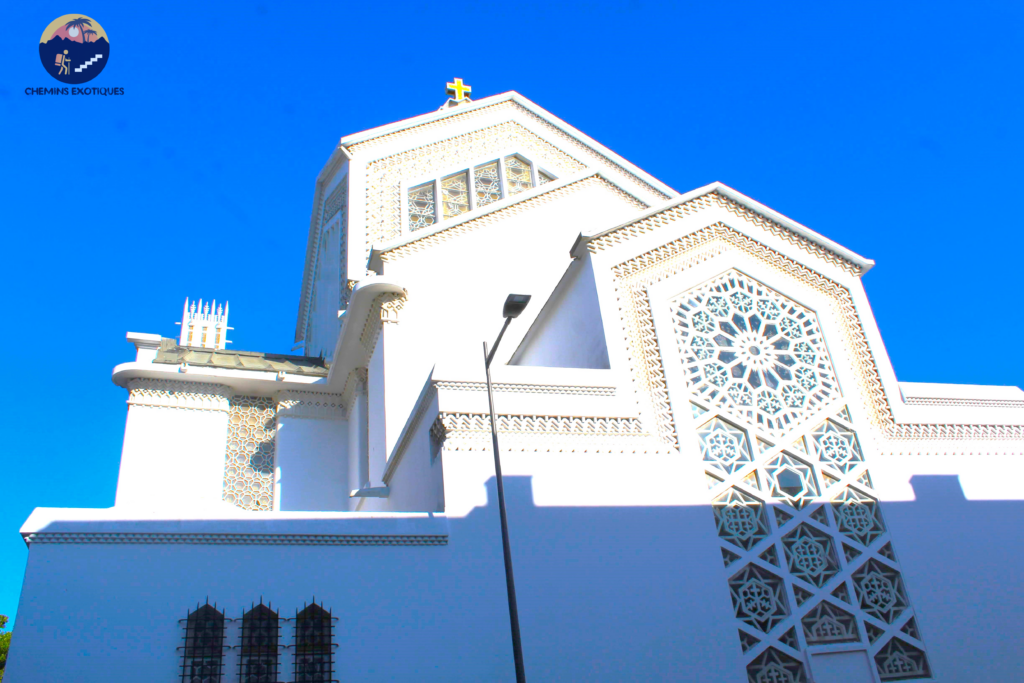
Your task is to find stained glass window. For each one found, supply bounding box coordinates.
[441,171,470,220]
[504,155,534,195]
[474,161,502,207]
[405,154,554,233]
[408,181,436,231]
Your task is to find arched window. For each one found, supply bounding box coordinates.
[239,603,279,683]
[181,603,225,683]
[293,602,335,683]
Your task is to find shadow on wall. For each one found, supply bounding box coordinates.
[6,474,1024,683]
[473,473,1024,683]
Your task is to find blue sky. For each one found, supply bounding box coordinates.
[1,1,1021,628]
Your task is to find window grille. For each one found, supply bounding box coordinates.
[406,154,554,231]
[290,602,337,683]
[180,602,227,683]
[440,171,470,220]
[223,396,277,512]
[670,270,930,682]
[473,161,502,207]
[408,182,437,231]
[503,155,533,195]
[237,602,280,683]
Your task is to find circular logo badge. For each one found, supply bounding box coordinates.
[39,14,110,84]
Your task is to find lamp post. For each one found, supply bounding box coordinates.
[483,293,531,683]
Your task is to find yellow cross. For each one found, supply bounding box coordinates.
[446,78,472,101]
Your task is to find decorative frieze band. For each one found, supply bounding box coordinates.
[435,381,616,396]
[592,189,865,276]
[127,379,232,412]
[903,397,1024,409]
[277,391,346,420]
[322,175,348,223]
[24,532,447,546]
[887,423,1024,441]
[434,412,647,437]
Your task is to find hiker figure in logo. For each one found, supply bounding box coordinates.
[55,50,70,75]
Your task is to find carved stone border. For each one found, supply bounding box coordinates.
[277,391,347,420]
[127,379,232,412]
[24,532,447,546]
[593,189,865,277]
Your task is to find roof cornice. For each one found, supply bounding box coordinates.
[573,181,875,275]
[331,91,677,199]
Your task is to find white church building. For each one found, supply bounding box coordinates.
[8,88,1024,683]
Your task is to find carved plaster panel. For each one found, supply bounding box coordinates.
[277,391,346,420]
[127,379,232,412]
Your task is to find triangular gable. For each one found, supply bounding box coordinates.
[575,182,874,277]
[295,92,679,343]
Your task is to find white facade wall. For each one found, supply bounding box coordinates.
[115,399,229,510]
[275,415,348,512]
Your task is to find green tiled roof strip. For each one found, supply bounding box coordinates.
[154,338,329,376]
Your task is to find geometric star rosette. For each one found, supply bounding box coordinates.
[812,419,864,473]
[697,417,754,474]
[672,270,840,440]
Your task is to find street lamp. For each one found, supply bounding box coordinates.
[483,293,531,683]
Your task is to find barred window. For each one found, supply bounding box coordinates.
[406,154,554,232]
[239,603,279,683]
[181,603,226,683]
[294,603,335,683]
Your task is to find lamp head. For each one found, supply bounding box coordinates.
[502,294,531,319]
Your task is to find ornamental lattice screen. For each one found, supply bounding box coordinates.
[223,396,277,512]
[670,270,930,682]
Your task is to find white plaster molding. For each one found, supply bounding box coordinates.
[902,397,1024,409]
[126,379,232,412]
[327,277,407,397]
[436,412,647,436]
[435,381,616,397]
